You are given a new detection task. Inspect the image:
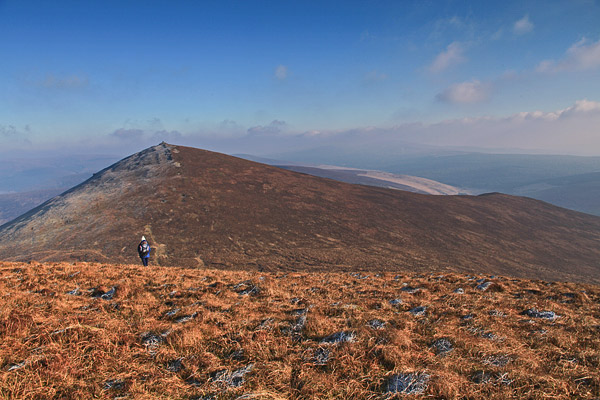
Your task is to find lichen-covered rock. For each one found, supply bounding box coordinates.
[521,308,558,320]
[431,338,453,355]
[384,373,430,394]
[210,364,254,388]
[321,331,356,344]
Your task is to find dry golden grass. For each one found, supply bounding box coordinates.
[0,261,599,399]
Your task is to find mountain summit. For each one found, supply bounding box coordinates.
[0,143,599,282]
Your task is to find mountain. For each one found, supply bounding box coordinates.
[0,143,599,283]
[262,150,600,215]
[233,154,468,195]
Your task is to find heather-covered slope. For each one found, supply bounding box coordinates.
[0,262,598,399]
[0,143,599,283]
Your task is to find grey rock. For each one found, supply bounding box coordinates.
[167,357,184,372]
[175,311,199,324]
[401,286,420,294]
[431,338,453,355]
[164,308,180,318]
[321,331,356,344]
[409,306,427,316]
[312,347,331,365]
[389,298,403,306]
[210,364,254,388]
[483,355,510,367]
[101,286,117,300]
[7,360,27,371]
[66,287,81,296]
[471,371,492,384]
[476,281,493,291]
[103,378,126,391]
[367,319,386,330]
[384,373,430,394]
[453,288,464,294]
[521,308,558,320]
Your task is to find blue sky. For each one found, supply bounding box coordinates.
[1,0,600,156]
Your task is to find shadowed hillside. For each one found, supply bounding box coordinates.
[0,143,599,283]
[0,261,598,399]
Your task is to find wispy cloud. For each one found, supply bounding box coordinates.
[247,120,287,136]
[513,15,534,35]
[537,38,600,72]
[39,74,89,89]
[436,79,492,104]
[429,42,466,73]
[364,70,388,82]
[274,65,288,80]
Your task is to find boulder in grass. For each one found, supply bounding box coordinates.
[476,281,492,291]
[385,373,430,394]
[101,286,117,300]
[409,306,427,316]
[321,331,356,344]
[431,338,453,355]
[520,308,558,320]
[210,364,254,388]
[103,378,126,391]
[312,347,331,365]
[389,298,403,306]
[367,319,386,330]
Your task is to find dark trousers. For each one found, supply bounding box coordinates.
[141,257,149,266]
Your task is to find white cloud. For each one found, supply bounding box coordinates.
[537,38,600,72]
[428,42,466,73]
[274,65,288,80]
[436,80,492,104]
[513,15,533,35]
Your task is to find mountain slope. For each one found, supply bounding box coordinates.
[0,143,599,283]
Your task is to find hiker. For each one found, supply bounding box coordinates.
[138,236,151,266]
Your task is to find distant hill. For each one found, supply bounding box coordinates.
[0,188,66,225]
[0,143,599,283]
[263,150,600,215]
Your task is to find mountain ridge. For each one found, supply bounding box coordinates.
[0,143,599,283]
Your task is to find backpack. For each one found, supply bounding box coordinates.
[139,242,149,257]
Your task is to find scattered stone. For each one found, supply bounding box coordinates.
[521,308,558,320]
[483,355,511,367]
[453,288,464,294]
[476,281,492,291]
[229,349,244,361]
[471,371,492,384]
[175,311,198,324]
[66,287,81,296]
[166,357,184,372]
[101,286,117,300]
[291,308,308,316]
[409,306,427,316]
[210,364,254,388]
[164,308,180,318]
[141,330,170,355]
[88,288,105,298]
[431,338,453,355]
[350,272,369,280]
[7,360,27,371]
[257,318,273,330]
[384,373,430,395]
[401,286,420,294]
[103,378,126,391]
[321,331,356,344]
[367,319,386,330]
[290,297,301,304]
[291,315,306,335]
[389,298,403,306]
[462,313,475,320]
[488,309,504,317]
[312,347,330,365]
